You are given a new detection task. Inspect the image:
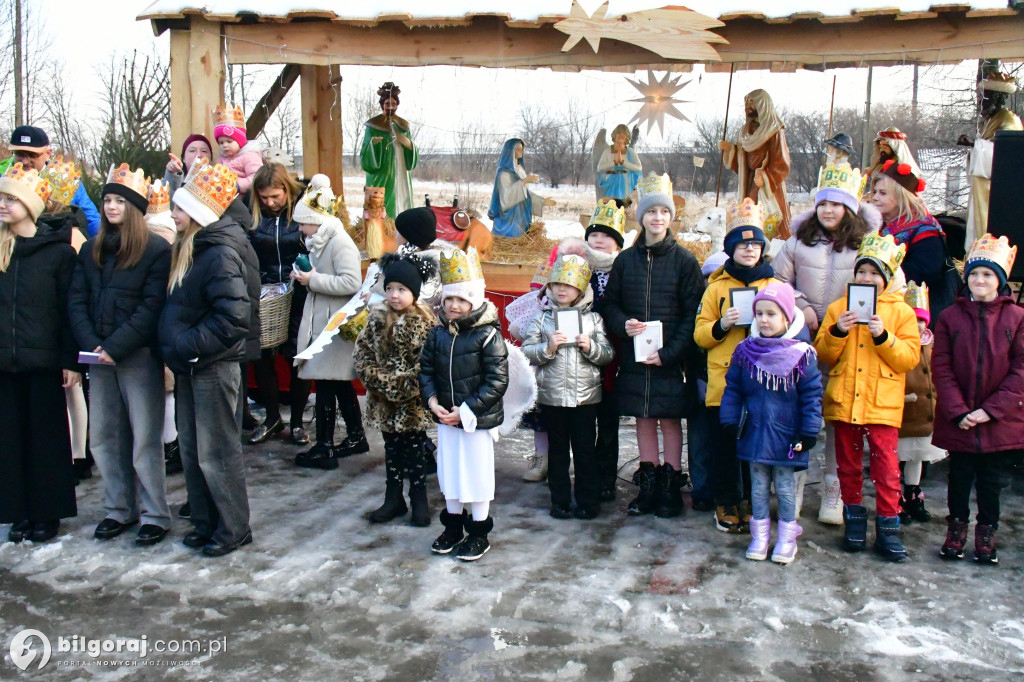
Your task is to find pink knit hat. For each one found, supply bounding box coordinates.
[214,124,247,149]
[752,282,797,324]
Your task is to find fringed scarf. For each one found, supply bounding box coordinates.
[732,337,816,391]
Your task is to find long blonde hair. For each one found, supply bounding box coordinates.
[0,223,15,272]
[873,174,929,224]
[168,218,203,292]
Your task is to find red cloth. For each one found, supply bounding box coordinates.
[834,421,901,517]
[428,206,467,242]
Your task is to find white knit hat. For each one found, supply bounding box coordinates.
[293,174,337,226]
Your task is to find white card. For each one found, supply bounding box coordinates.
[78,351,112,365]
[730,287,758,327]
[555,309,582,340]
[633,321,663,362]
[847,283,877,325]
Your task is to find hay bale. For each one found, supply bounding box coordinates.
[487,223,559,264]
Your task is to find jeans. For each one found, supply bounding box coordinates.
[177,361,250,545]
[544,404,599,510]
[948,451,1006,528]
[750,463,797,522]
[687,405,714,503]
[90,347,171,528]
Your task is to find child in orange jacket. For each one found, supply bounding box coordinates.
[815,232,920,562]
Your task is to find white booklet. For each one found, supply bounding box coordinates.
[555,309,582,341]
[633,321,663,362]
[78,351,112,365]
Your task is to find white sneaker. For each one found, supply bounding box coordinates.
[522,452,548,482]
[818,474,844,525]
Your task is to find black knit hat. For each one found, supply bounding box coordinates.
[395,207,437,249]
[381,252,437,301]
[102,182,149,214]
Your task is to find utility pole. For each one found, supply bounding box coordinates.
[14,0,23,127]
[911,65,919,125]
[860,66,873,169]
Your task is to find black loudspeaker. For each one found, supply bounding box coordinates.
[988,129,1024,282]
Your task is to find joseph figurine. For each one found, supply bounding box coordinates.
[360,82,418,219]
[719,89,792,240]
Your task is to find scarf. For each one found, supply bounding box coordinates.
[881,214,942,247]
[304,219,338,257]
[723,258,774,285]
[737,89,785,153]
[732,336,815,391]
[584,243,617,273]
[101,229,122,256]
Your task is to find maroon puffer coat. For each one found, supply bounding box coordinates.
[931,295,1024,453]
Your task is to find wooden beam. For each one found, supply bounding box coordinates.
[187,16,224,145]
[298,64,346,211]
[299,65,319,181]
[169,29,190,157]
[245,63,300,139]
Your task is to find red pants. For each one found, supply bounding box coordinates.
[832,422,901,517]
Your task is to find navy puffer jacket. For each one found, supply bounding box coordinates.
[602,231,705,418]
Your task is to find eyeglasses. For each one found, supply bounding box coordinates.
[0,194,20,206]
[13,150,42,160]
[737,240,763,251]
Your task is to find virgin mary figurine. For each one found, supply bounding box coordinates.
[488,138,552,238]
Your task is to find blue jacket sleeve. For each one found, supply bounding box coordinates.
[73,184,102,237]
[719,362,744,427]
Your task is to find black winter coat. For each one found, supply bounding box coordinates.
[602,232,705,418]
[249,206,307,355]
[157,215,252,374]
[420,302,509,431]
[67,235,171,362]
[224,196,262,361]
[0,218,79,372]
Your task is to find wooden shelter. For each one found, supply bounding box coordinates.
[139,1,1024,195]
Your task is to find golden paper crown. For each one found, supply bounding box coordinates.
[213,104,245,128]
[726,197,765,231]
[105,163,150,200]
[147,179,171,214]
[588,199,626,238]
[982,72,1018,94]
[636,172,672,199]
[439,247,484,285]
[2,162,52,205]
[549,254,592,292]
[904,281,929,313]
[183,162,239,215]
[817,162,862,200]
[39,156,82,208]
[966,233,1017,278]
[300,187,337,218]
[531,263,551,289]
[857,231,906,277]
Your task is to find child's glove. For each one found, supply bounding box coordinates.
[790,435,817,453]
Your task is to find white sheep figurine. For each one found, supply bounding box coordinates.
[693,207,727,254]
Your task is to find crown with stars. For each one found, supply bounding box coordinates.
[904,281,929,314]
[588,199,626,238]
[726,197,765,232]
[636,172,672,199]
[0,162,52,205]
[439,247,484,285]
[857,231,906,278]
[966,233,1017,279]
[182,161,239,216]
[213,104,245,128]
[549,254,592,292]
[147,179,171,214]
[105,163,150,200]
[39,156,82,208]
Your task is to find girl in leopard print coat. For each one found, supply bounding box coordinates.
[354,253,438,527]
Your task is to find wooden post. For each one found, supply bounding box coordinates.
[187,16,225,150]
[299,65,319,181]
[300,65,345,200]
[169,29,190,158]
[861,66,874,169]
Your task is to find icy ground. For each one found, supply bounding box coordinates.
[3,403,1024,681]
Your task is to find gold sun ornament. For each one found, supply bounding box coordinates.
[626,70,693,136]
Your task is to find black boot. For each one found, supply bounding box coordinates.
[296,442,338,469]
[902,485,931,523]
[164,439,183,476]
[874,515,909,562]
[457,517,493,561]
[431,510,466,554]
[406,436,431,527]
[409,487,430,527]
[296,398,339,469]
[655,463,684,518]
[369,451,408,523]
[335,431,369,458]
[843,504,868,552]
[627,462,658,516]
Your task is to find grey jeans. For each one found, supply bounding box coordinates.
[90,347,171,528]
[177,361,250,546]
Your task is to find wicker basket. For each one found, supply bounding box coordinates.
[259,284,293,349]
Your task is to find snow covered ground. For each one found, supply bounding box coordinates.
[3,405,1024,680]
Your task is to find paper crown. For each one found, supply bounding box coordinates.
[966,233,1017,279]
[818,162,862,200]
[439,247,484,285]
[549,254,592,292]
[982,72,1018,94]
[588,199,625,236]
[39,156,81,208]
[904,281,929,313]
[726,197,765,231]
[213,104,245,128]
[636,172,672,199]
[531,263,552,289]
[105,163,150,200]
[299,185,337,218]
[147,179,171,214]
[876,127,907,142]
[183,162,239,216]
[880,159,926,195]
[1,162,52,205]
[857,231,906,277]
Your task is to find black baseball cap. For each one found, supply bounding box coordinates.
[9,126,49,152]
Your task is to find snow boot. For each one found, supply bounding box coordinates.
[746,517,771,561]
[457,517,493,561]
[902,485,931,523]
[974,524,998,565]
[522,452,548,482]
[818,474,844,525]
[369,454,408,523]
[842,504,868,552]
[431,510,466,554]
[627,462,658,516]
[654,463,684,518]
[939,517,969,560]
[295,441,338,470]
[771,520,803,565]
[874,516,909,562]
[408,487,430,527]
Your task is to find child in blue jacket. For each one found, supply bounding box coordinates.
[720,283,823,564]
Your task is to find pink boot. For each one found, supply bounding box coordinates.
[746,517,770,561]
[771,520,802,564]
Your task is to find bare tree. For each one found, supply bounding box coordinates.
[344,86,379,165]
[260,90,301,154]
[37,60,90,162]
[517,104,572,187]
[564,97,598,187]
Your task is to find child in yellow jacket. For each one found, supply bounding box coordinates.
[815,232,920,562]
